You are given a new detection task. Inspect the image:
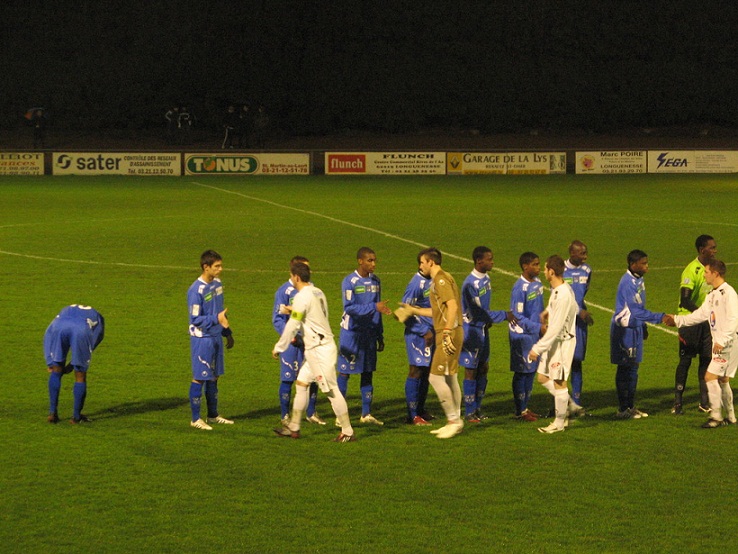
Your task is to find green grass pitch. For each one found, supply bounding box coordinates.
[1,173,738,553]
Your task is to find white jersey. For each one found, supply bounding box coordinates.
[274,284,334,353]
[531,282,578,357]
[675,281,738,348]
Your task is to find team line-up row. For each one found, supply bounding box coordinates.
[44,235,735,439]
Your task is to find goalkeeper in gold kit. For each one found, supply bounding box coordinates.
[399,248,464,439]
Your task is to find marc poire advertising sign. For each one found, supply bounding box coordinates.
[576,151,646,174]
[325,152,446,175]
[53,153,181,175]
[0,152,44,175]
[447,152,566,175]
[647,151,738,173]
[184,153,309,175]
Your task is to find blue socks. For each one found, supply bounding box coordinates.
[463,378,477,416]
[307,382,318,417]
[72,382,87,420]
[405,377,420,419]
[512,373,526,415]
[337,374,349,398]
[279,381,293,418]
[204,380,219,418]
[48,371,62,415]
[476,374,488,414]
[189,382,203,422]
[571,360,583,405]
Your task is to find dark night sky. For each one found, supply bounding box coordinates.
[3,0,737,134]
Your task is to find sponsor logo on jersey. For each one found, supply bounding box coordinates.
[355,286,366,294]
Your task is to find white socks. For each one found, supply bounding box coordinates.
[429,373,462,422]
[720,381,735,421]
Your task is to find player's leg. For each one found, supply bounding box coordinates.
[463,367,478,421]
[288,381,310,433]
[475,362,489,419]
[70,369,88,423]
[697,324,713,411]
[359,371,374,418]
[512,372,526,416]
[279,380,293,420]
[204,379,219,419]
[719,377,734,422]
[416,366,432,419]
[204,338,228,422]
[47,366,63,423]
[704,372,722,422]
[189,338,213,429]
[673,334,692,411]
[615,364,630,415]
[278,351,298,420]
[570,359,583,406]
[310,344,354,439]
[306,382,320,418]
[405,365,422,421]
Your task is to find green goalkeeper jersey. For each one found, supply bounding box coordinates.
[677,258,710,315]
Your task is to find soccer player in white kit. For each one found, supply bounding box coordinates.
[529,255,579,434]
[666,259,738,428]
[272,263,356,442]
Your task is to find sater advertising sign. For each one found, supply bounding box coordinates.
[447,152,566,175]
[0,152,44,175]
[53,153,181,175]
[648,151,738,173]
[325,152,446,175]
[576,151,646,174]
[184,153,309,175]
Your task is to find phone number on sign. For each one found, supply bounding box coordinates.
[261,164,309,174]
[127,169,176,175]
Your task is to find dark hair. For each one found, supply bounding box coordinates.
[545,255,565,276]
[472,246,492,263]
[291,255,309,265]
[519,252,539,269]
[419,247,442,265]
[695,235,715,252]
[627,249,648,267]
[291,262,311,283]
[568,240,586,254]
[200,249,222,269]
[357,247,375,260]
[706,258,726,276]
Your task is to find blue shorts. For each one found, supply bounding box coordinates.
[509,335,538,373]
[190,336,224,381]
[44,318,94,372]
[279,344,304,381]
[338,330,377,374]
[459,326,490,369]
[404,332,433,367]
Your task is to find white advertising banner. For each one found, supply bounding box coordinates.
[447,152,566,175]
[53,153,181,175]
[576,151,647,174]
[0,152,44,175]
[648,151,738,173]
[325,152,446,175]
[184,153,309,175]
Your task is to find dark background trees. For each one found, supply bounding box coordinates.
[3,0,737,137]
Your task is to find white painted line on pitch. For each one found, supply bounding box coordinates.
[190,181,678,336]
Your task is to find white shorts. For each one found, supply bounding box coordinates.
[298,341,339,393]
[536,340,575,381]
[706,344,738,378]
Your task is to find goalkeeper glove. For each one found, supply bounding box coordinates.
[442,329,456,356]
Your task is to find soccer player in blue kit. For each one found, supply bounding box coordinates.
[44,304,105,424]
[187,250,235,431]
[563,240,593,414]
[509,252,545,421]
[273,256,325,425]
[611,249,669,419]
[460,246,516,422]
[338,247,392,425]
[400,256,435,425]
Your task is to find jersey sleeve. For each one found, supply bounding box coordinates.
[188,287,219,332]
[272,287,288,334]
[510,285,541,335]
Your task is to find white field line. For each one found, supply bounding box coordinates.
[190,182,679,336]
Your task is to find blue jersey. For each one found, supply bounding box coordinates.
[610,270,665,365]
[563,260,592,361]
[188,277,225,338]
[402,271,433,336]
[508,275,545,372]
[273,279,304,380]
[43,305,105,371]
[339,270,383,339]
[461,270,508,328]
